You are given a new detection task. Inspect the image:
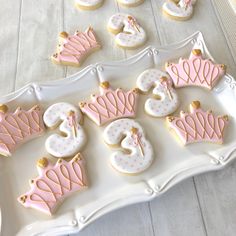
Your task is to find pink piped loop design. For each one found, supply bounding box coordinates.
[80,87,138,126]
[18,155,87,215]
[167,104,229,145]
[0,106,44,156]
[166,51,226,90]
[52,27,100,66]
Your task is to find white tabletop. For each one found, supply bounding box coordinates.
[0,0,236,235]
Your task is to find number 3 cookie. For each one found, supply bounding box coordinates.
[162,0,197,21]
[137,69,180,117]
[103,119,154,175]
[107,13,147,49]
[43,103,86,158]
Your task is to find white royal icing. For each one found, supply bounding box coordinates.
[117,0,144,7]
[108,13,146,49]
[43,103,86,158]
[75,0,103,8]
[163,0,197,20]
[103,119,154,174]
[137,69,179,117]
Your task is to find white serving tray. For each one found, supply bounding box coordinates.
[0,31,236,236]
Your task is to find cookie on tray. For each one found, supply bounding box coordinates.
[0,104,45,157]
[166,101,229,145]
[103,118,154,175]
[18,154,88,215]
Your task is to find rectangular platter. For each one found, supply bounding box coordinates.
[0,31,236,236]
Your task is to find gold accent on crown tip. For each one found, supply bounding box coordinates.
[133,88,140,94]
[167,116,175,122]
[220,64,227,71]
[20,195,27,203]
[68,110,75,116]
[37,157,48,168]
[191,101,201,109]
[79,102,86,108]
[100,81,110,89]
[165,62,171,68]
[74,153,82,162]
[192,49,202,56]
[0,104,8,113]
[60,31,69,38]
[223,115,229,121]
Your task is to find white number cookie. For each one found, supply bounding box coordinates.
[162,0,197,21]
[103,119,154,175]
[43,103,86,158]
[117,0,144,7]
[107,13,147,49]
[137,69,179,117]
[75,0,103,10]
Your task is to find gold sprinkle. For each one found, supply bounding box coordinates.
[160,76,168,83]
[192,49,202,56]
[100,81,110,89]
[131,127,138,134]
[57,159,63,164]
[37,157,48,168]
[0,104,8,113]
[190,101,201,110]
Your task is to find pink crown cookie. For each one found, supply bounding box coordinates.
[18,153,88,215]
[165,49,226,90]
[0,104,45,157]
[79,81,139,126]
[166,101,229,145]
[51,27,101,67]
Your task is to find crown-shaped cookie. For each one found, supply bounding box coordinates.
[0,105,45,157]
[18,153,88,215]
[51,27,101,67]
[165,49,226,90]
[79,81,139,126]
[166,101,229,145]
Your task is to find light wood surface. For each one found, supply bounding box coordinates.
[0,0,235,235]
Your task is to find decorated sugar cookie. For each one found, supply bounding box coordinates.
[0,104,45,157]
[162,0,197,21]
[75,0,104,10]
[165,49,226,90]
[18,154,88,215]
[137,69,180,117]
[103,119,154,175]
[166,101,229,145]
[43,103,86,158]
[51,27,101,67]
[117,0,144,7]
[107,13,147,49]
[79,81,139,126]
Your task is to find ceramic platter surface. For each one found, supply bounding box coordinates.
[0,32,236,236]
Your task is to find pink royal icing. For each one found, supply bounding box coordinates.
[0,105,45,157]
[165,49,226,90]
[52,27,101,66]
[79,82,139,126]
[167,101,229,145]
[18,154,88,215]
